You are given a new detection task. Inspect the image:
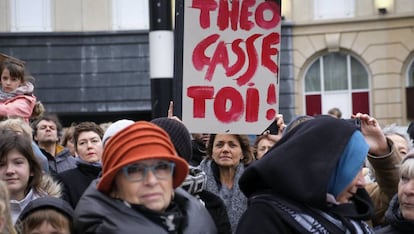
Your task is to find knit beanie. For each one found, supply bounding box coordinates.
[102,119,134,147]
[97,121,189,194]
[18,197,74,222]
[151,117,193,162]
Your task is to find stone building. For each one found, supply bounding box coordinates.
[0,0,412,127]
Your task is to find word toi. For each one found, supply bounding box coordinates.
[187,84,277,123]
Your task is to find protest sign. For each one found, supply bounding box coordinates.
[181,0,281,134]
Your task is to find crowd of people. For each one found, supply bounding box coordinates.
[1,53,414,233]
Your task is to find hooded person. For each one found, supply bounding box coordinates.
[236,115,375,234]
[73,121,217,234]
[151,117,231,234]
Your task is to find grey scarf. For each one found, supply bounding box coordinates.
[0,82,34,101]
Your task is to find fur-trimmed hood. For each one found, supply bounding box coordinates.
[35,174,62,198]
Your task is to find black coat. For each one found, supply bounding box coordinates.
[74,180,217,234]
[236,116,374,233]
[196,190,231,234]
[57,162,101,208]
[376,195,414,234]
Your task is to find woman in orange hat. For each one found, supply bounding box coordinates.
[74,121,216,233]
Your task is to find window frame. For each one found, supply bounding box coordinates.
[303,52,370,117]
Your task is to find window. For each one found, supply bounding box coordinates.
[408,59,414,87]
[112,0,149,30]
[407,59,414,119]
[314,0,355,20]
[304,53,370,118]
[10,0,51,32]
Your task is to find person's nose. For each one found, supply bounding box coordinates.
[222,143,231,152]
[355,171,366,188]
[5,163,15,175]
[143,168,159,186]
[402,179,414,195]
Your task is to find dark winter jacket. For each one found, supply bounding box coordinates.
[41,144,76,175]
[57,162,101,208]
[191,139,206,166]
[181,167,231,234]
[74,180,217,234]
[375,194,414,234]
[199,159,247,233]
[236,116,375,234]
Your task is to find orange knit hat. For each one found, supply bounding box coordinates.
[97,121,189,194]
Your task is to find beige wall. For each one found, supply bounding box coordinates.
[0,0,9,31]
[0,0,111,32]
[54,0,111,31]
[292,14,414,125]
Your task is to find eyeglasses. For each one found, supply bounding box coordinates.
[121,161,175,182]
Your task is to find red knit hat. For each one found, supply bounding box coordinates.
[97,121,189,194]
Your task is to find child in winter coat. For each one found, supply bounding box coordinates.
[0,55,38,123]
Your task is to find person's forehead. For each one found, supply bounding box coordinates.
[1,68,10,75]
[77,131,101,140]
[214,134,238,141]
[388,134,407,146]
[38,120,57,127]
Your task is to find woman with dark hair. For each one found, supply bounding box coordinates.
[0,130,61,224]
[198,133,254,232]
[57,122,104,208]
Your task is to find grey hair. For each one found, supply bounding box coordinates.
[382,123,413,151]
[400,150,414,179]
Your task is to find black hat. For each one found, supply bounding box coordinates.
[18,197,74,221]
[151,117,193,163]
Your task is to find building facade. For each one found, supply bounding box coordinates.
[283,0,414,125]
[0,0,412,127]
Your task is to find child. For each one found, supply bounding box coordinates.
[16,197,73,234]
[0,54,38,123]
[0,118,49,173]
[0,130,61,224]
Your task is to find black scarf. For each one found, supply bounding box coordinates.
[130,201,185,234]
[383,194,414,232]
[250,189,374,234]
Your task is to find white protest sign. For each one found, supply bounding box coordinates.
[182,0,281,134]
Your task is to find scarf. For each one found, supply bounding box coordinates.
[198,159,247,233]
[127,200,184,234]
[0,82,34,101]
[75,156,102,167]
[383,194,414,232]
[180,166,207,195]
[250,191,374,234]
